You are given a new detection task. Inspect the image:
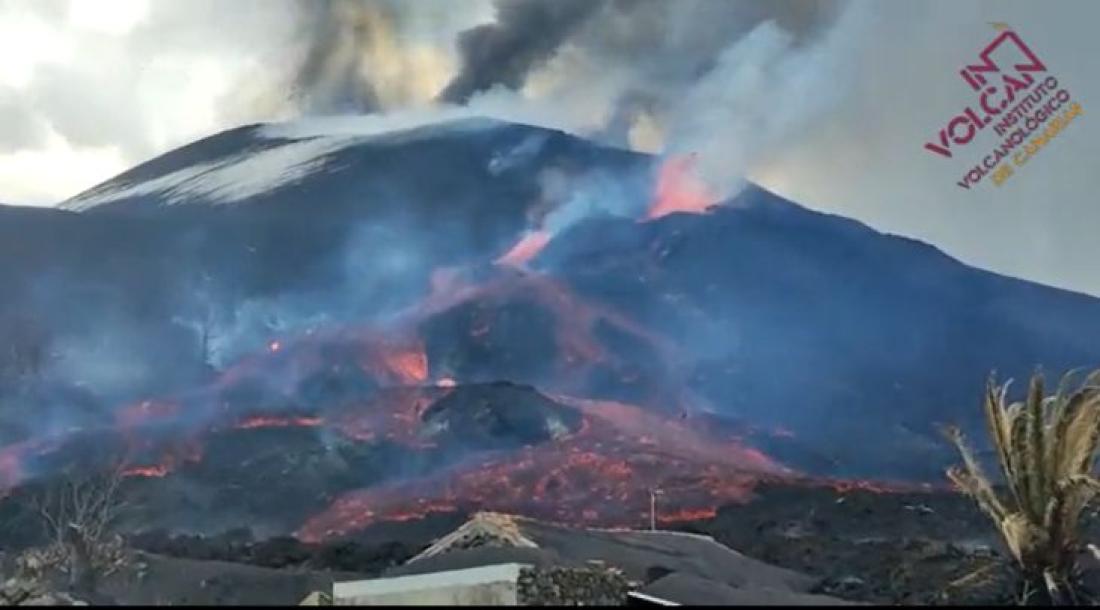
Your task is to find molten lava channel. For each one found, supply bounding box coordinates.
[295,396,793,542]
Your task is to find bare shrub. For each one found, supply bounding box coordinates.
[20,463,129,592]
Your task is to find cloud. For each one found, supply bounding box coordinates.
[0,0,501,204]
[0,0,306,203]
[0,86,50,153]
[0,143,128,205]
[27,61,148,153]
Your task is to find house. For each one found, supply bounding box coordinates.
[324,512,855,606]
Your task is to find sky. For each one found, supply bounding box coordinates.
[0,0,1097,297]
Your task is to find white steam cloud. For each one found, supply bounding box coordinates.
[661,8,871,198]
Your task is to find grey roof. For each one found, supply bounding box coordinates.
[402,513,818,591]
[388,547,583,577]
[641,573,859,606]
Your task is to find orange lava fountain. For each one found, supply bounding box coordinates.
[647,154,716,219]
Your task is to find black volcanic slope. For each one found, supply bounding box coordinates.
[0,120,651,401]
[0,118,1098,484]
[535,189,1100,476]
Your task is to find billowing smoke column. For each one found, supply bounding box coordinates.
[292,0,387,113]
[430,0,866,259]
[288,0,482,114]
[452,0,864,230]
[437,0,601,104]
[283,0,865,207]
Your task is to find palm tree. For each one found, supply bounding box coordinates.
[945,370,1100,604]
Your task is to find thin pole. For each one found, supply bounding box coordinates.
[649,488,662,531]
[650,490,656,531]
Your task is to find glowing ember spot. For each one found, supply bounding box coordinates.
[646,153,715,219]
[269,340,282,353]
[379,345,429,385]
[823,478,914,494]
[0,445,28,489]
[122,464,169,478]
[657,507,718,523]
[496,230,550,267]
[436,377,456,388]
[234,416,324,430]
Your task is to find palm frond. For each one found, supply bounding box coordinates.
[946,368,1100,595]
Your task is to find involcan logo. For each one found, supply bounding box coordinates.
[924,24,1084,189]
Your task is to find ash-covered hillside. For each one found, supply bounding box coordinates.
[0,118,1099,541]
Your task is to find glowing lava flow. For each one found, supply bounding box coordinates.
[376,341,429,385]
[296,396,793,542]
[647,154,716,219]
[496,230,551,267]
[122,464,170,478]
[234,416,324,430]
[120,436,206,480]
[396,269,680,394]
[0,252,932,542]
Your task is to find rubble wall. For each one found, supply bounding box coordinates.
[517,566,631,606]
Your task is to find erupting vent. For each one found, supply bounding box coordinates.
[0,235,956,543]
[647,154,716,219]
[4,123,1049,543]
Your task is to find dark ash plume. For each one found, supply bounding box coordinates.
[438,0,602,104]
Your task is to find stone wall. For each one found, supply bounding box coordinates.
[333,563,524,606]
[517,565,632,606]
